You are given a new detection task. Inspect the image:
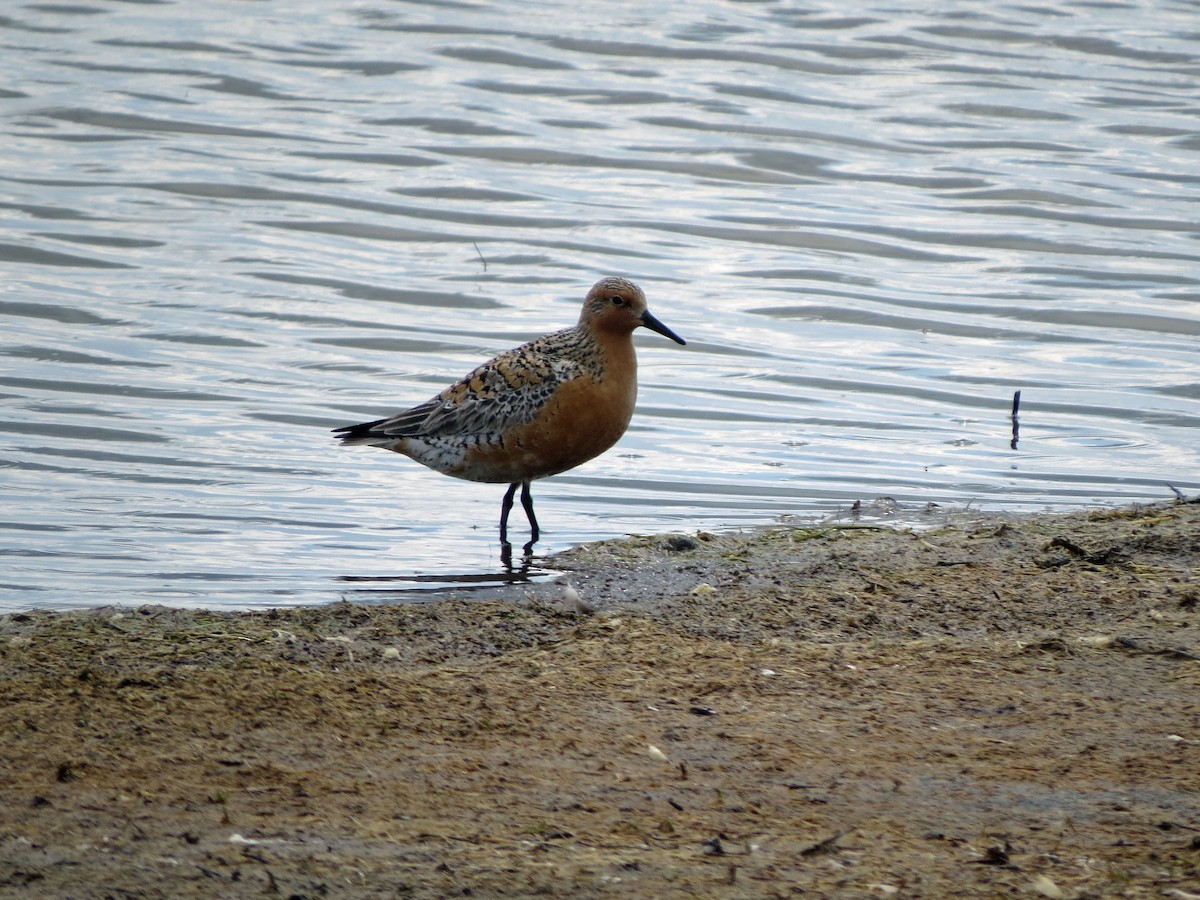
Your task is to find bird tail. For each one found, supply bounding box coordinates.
[331,417,392,446]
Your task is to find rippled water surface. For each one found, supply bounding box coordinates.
[3,1,1199,610]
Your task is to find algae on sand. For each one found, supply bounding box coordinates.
[1,501,1197,897]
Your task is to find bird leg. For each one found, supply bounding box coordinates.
[499,481,519,544]
[500,480,539,545]
[520,480,540,543]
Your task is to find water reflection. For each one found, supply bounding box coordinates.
[336,544,555,603]
[500,540,540,572]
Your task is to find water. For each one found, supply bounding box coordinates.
[2,0,1198,611]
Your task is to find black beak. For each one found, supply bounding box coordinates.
[640,310,686,345]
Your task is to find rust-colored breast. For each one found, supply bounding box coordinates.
[461,340,637,482]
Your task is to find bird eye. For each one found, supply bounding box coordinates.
[610,295,625,305]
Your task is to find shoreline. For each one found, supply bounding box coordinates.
[2,499,1197,897]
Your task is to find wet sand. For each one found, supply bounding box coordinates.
[2,500,1198,898]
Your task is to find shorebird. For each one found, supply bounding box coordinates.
[332,276,685,544]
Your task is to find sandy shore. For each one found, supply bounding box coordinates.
[2,500,1198,898]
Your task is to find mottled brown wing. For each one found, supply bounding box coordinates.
[333,333,584,444]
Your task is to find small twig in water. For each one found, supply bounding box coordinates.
[1010,389,1021,450]
[473,241,487,271]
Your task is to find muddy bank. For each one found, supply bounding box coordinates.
[1,501,1198,898]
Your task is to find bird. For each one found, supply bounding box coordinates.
[332,276,685,545]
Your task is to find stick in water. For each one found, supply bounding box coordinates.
[1010,390,1021,450]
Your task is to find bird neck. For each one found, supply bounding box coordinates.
[588,325,636,374]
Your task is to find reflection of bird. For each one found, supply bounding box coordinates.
[333,277,686,545]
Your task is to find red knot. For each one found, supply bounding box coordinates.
[333,276,685,544]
